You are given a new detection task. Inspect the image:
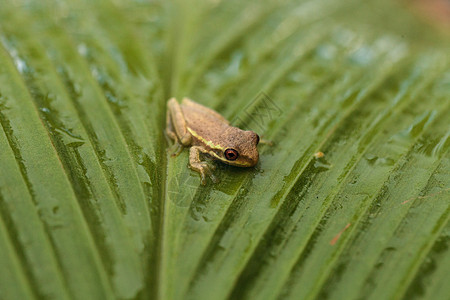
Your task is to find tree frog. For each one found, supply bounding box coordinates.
[166,97,260,184]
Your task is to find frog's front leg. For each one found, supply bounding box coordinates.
[189,146,219,185]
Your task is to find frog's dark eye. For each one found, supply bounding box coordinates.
[256,134,260,145]
[224,148,239,161]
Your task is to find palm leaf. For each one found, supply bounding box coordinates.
[0,0,449,299]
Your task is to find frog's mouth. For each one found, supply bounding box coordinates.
[224,154,258,168]
[208,147,258,167]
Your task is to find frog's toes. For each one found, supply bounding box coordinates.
[208,172,219,184]
[259,138,274,146]
[202,163,219,183]
[199,168,212,185]
[199,171,208,185]
[191,162,218,185]
[169,142,183,157]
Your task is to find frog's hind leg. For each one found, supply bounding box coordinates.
[165,109,177,142]
[189,146,219,185]
[166,99,189,157]
[182,97,229,125]
[166,112,183,157]
[167,97,192,145]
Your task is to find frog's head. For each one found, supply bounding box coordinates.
[218,128,259,167]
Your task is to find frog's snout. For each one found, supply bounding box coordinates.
[247,151,259,167]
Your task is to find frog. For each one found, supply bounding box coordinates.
[165,97,260,185]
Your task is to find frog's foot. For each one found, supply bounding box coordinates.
[189,146,219,185]
[207,167,219,184]
[189,162,219,185]
[169,142,184,157]
[259,139,274,146]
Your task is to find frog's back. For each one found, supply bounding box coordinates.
[181,100,230,146]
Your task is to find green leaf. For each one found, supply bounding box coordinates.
[0,0,449,299]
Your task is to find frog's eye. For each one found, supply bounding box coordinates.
[224,148,239,161]
[256,134,260,145]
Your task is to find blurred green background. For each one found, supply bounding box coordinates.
[0,0,449,299]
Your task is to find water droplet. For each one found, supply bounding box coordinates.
[77,43,88,56]
[349,46,374,65]
[312,157,332,172]
[0,37,30,74]
[365,154,395,166]
[316,44,337,60]
[225,51,243,76]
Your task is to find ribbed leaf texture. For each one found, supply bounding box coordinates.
[0,0,449,299]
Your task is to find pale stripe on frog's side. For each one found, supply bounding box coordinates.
[187,127,224,160]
